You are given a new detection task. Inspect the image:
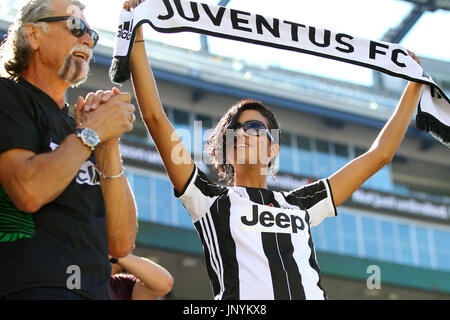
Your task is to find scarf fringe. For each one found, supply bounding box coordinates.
[109,55,131,85]
[416,109,450,147]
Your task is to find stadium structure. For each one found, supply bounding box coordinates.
[1,0,449,299]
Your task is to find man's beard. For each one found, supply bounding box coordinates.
[58,45,92,87]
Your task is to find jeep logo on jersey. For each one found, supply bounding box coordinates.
[241,205,305,234]
[117,19,134,40]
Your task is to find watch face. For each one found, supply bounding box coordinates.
[81,128,100,148]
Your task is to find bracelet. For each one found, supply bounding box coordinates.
[96,167,124,180]
[135,40,145,43]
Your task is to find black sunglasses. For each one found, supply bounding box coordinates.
[229,120,274,141]
[36,16,99,48]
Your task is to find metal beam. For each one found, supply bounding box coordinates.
[402,0,450,11]
[200,1,231,53]
[384,0,450,43]
[199,34,209,52]
[377,2,429,91]
[217,0,231,7]
[382,5,426,43]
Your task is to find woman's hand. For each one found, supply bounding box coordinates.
[123,0,145,41]
[123,0,145,11]
[407,50,422,66]
[74,89,117,126]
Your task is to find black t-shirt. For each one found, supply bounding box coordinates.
[0,77,111,299]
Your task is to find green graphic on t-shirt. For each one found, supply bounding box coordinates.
[0,186,35,242]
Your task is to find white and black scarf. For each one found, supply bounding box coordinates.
[110,0,450,147]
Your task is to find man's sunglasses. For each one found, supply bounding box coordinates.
[229,120,274,142]
[36,16,99,48]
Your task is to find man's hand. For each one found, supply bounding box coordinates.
[77,90,137,257]
[75,88,136,143]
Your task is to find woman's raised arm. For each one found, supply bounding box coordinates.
[328,79,424,207]
[126,1,194,194]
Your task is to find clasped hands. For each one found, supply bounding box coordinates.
[75,87,136,147]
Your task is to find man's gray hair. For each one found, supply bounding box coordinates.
[0,0,85,79]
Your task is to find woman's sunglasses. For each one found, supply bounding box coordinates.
[36,16,99,49]
[229,120,274,142]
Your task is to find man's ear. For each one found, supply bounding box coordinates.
[22,24,40,51]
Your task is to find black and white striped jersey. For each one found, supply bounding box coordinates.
[176,166,337,300]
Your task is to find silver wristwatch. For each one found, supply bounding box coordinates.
[75,128,100,151]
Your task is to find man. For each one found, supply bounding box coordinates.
[0,0,137,300]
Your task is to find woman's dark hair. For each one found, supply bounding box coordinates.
[205,99,281,186]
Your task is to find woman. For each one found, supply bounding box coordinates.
[123,0,424,300]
